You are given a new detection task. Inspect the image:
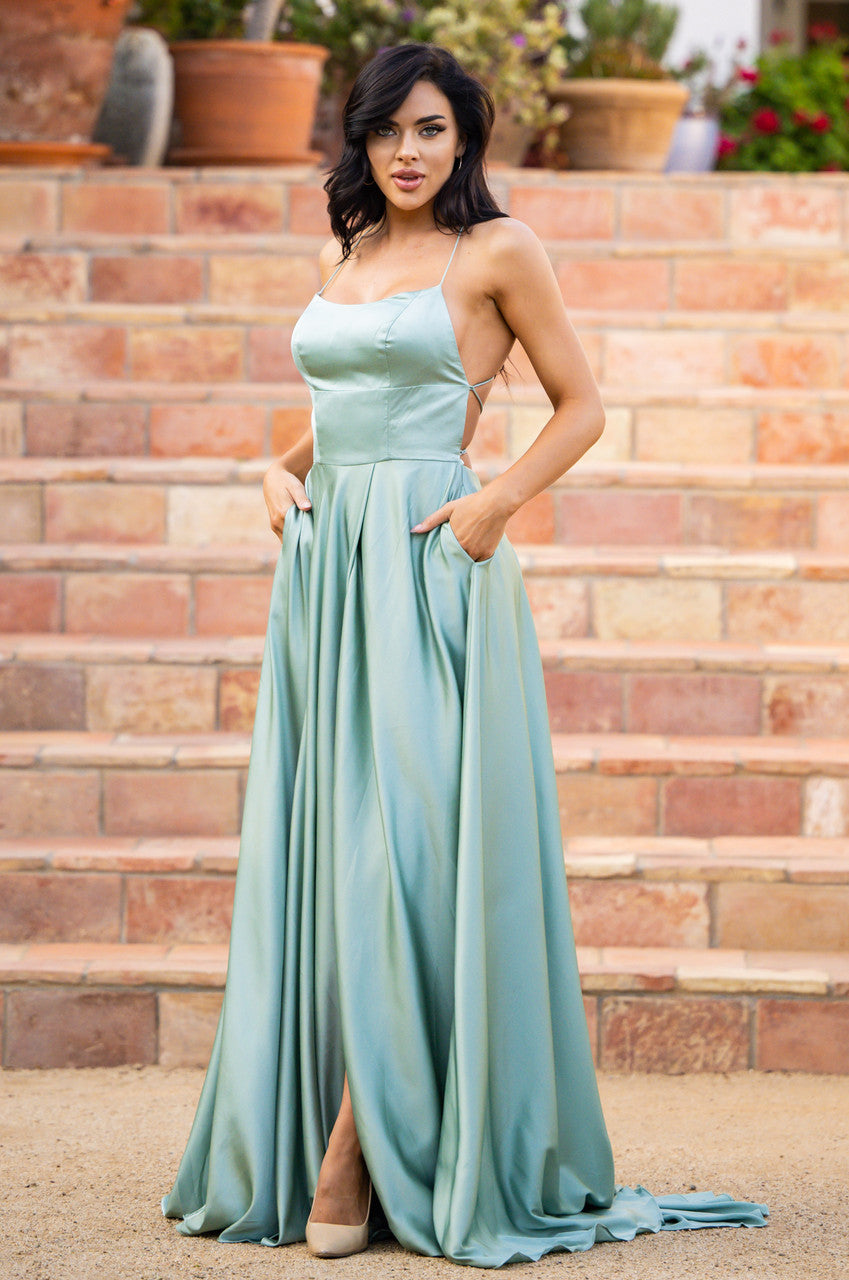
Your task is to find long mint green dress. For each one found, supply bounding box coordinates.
[161,228,768,1266]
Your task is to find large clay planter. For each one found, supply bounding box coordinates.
[0,0,133,145]
[487,104,537,168]
[168,40,329,166]
[549,77,689,171]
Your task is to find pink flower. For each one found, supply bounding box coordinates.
[736,37,747,50]
[717,135,738,156]
[819,162,842,171]
[738,67,760,83]
[768,29,791,45]
[810,112,831,132]
[751,107,782,134]
[809,21,839,43]
[792,109,810,126]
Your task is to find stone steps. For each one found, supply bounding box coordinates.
[4,633,849,738]
[2,168,847,1071]
[4,457,849,551]
[1,833,847,951]
[2,729,849,839]
[4,299,848,394]
[5,540,849,644]
[5,380,849,466]
[2,937,846,1072]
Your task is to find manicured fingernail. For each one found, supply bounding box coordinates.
[411,523,423,532]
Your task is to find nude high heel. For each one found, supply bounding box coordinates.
[305,1178,372,1258]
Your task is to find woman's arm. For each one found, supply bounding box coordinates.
[412,218,606,561]
[480,217,606,515]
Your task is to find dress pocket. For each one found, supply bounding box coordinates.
[441,518,496,567]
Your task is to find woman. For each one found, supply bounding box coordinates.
[161,43,767,1267]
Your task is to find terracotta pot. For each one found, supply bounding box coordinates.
[549,77,689,172]
[168,40,329,166]
[0,0,133,144]
[487,104,536,168]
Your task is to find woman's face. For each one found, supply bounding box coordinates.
[365,78,465,211]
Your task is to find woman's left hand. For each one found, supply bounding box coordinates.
[411,491,509,562]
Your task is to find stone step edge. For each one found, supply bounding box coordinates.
[1,833,847,883]
[6,633,849,676]
[5,456,849,492]
[4,730,849,774]
[4,541,849,579]
[1,941,846,997]
[9,231,849,259]
[5,300,849,331]
[4,377,849,408]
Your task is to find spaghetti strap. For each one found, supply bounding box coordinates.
[316,232,368,297]
[439,230,464,286]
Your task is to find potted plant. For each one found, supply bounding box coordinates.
[134,0,328,164]
[424,1,569,166]
[282,0,433,167]
[665,36,748,171]
[547,0,689,171]
[286,1,568,168]
[0,0,135,165]
[715,22,849,172]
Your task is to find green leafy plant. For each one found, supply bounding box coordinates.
[425,1,568,130]
[717,22,849,172]
[559,0,680,80]
[133,0,291,40]
[133,0,249,40]
[287,1,568,135]
[284,2,431,84]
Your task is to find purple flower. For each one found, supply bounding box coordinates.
[401,6,416,20]
[511,33,527,48]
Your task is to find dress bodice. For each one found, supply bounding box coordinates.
[290,230,493,466]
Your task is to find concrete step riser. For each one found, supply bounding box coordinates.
[2,749,848,840]
[5,553,849,645]
[3,943,847,1072]
[3,170,848,250]
[4,313,849,393]
[5,476,849,553]
[4,241,849,312]
[3,654,849,739]
[5,391,849,467]
[2,861,847,952]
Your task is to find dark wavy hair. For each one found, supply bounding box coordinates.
[323,43,508,257]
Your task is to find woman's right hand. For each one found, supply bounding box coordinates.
[263,458,311,540]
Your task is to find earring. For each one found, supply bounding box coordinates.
[363,174,375,186]
[455,154,464,170]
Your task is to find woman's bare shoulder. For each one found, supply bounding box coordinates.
[466,216,551,297]
[318,235,345,281]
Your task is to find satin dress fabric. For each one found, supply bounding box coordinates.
[161,229,768,1266]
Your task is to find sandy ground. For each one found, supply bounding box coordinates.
[0,1068,846,1280]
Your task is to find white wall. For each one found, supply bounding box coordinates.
[664,0,762,79]
[566,0,763,81]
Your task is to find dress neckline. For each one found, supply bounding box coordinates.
[306,283,496,411]
[312,282,441,308]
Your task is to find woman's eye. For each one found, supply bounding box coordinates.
[422,125,444,137]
